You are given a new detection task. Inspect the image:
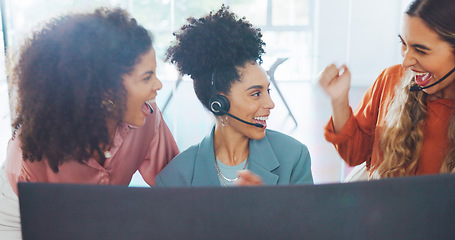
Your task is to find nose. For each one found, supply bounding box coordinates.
[401,49,417,68]
[264,92,275,110]
[154,76,163,91]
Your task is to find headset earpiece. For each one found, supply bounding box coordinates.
[209,94,230,116]
[210,70,230,116]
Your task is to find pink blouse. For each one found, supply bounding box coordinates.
[5,102,179,195]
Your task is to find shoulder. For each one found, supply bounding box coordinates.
[367,64,406,99]
[162,144,199,172]
[382,64,406,77]
[256,130,312,184]
[377,64,406,87]
[172,144,199,163]
[265,130,306,148]
[263,130,309,156]
[156,143,199,185]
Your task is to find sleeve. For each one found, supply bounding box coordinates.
[155,165,182,187]
[323,67,390,167]
[154,149,197,187]
[290,144,313,184]
[155,174,166,187]
[4,132,38,195]
[138,107,179,187]
[155,169,184,187]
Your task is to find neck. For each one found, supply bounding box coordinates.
[94,119,118,165]
[429,80,455,100]
[444,80,455,99]
[214,123,249,166]
[105,118,119,147]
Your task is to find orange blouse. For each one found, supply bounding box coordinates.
[324,64,454,175]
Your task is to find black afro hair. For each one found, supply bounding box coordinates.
[165,5,265,110]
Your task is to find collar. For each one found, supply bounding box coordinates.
[192,127,280,186]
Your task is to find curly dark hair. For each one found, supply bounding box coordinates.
[12,8,152,172]
[165,5,265,110]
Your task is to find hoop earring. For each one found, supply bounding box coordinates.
[219,115,229,127]
[101,99,116,112]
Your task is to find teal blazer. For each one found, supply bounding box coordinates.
[156,128,313,186]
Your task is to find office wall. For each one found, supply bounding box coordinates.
[315,0,412,86]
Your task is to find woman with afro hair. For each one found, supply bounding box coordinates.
[0,8,179,238]
[156,6,313,187]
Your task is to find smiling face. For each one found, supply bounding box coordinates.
[221,62,275,140]
[122,47,162,127]
[400,15,455,97]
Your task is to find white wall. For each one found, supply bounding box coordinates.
[0,82,11,167]
[315,0,413,86]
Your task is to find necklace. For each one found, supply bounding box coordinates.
[104,122,119,159]
[213,141,248,186]
[104,151,112,159]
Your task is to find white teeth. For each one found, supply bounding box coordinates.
[414,72,428,76]
[145,99,155,105]
[254,116,268,121]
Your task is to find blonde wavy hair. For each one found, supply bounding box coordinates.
[376,0,455,177]
[377,71,455,177]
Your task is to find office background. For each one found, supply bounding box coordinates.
[0,0,412,185]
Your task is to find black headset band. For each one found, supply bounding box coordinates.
[210,70,218,96]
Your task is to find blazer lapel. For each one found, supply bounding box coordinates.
[192,128,221,186]
[248,133,280,185]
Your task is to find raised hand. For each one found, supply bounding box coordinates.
[318,64,351,104]
[318,64,352,132]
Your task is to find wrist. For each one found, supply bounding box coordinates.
[331,96,350,133]
[331,95,349,109]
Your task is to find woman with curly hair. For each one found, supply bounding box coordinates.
[0,8,179,238]
[319,0,455,179]
[156,6,313,187]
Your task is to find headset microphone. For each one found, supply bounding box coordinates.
[145,102,154,114]
[210,102,264,128]
[410,66,455,92]
[409,85,423,91]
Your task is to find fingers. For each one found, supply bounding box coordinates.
[235,170,264,186]
[339,64,351,78]
[318,64,340,88]
[318,64,351,86]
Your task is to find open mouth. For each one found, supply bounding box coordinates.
[414,71,432,87]
[142,99,155,115]
[253,116,268,128]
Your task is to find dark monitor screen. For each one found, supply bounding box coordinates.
[19,174,455,240]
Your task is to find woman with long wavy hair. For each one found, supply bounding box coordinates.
[319,0,455,179]
[0,8,179,239]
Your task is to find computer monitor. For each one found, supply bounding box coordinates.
[19,174,455,240]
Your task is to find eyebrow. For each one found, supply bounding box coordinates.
[246,85,264,91]
[141,71,154,76]
[245,83,271,91]
[398,34,431,51]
